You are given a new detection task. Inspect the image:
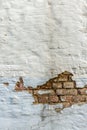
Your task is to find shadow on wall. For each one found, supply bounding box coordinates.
[14,71,87,112]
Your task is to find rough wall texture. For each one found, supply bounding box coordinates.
[0,0,87,130]
[0,0,87,78]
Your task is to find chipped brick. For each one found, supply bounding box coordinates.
[38,94,49,103]
[56,89,77,96]
[58,71,73,82]
[52,82,62,89]
[38,89,55,95]
[58,75,69,82]
[73,95,87,102]
[78,88,87,95]
[60,96,73,102]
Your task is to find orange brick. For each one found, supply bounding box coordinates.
[56,89,64,95]
[73,95,87,103]
[49,95,59,103]
[60,96,73,102]
[63,81,75,89]
[56,89,77,96]
[78,88,87,95]
[52,82,62,89]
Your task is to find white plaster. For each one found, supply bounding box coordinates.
[0,0,86,79]
[0,79,87,130]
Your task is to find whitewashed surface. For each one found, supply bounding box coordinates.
[0,0,87,78]
[0,0,87,129]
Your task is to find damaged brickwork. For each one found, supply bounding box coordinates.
[14,71,87,110]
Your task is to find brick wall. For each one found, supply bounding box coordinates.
[15,71,87,111]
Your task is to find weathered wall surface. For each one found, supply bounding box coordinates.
[0,0,87,79]
[0,0,87,130]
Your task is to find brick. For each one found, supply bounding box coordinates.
[38,94,49,103]
[78,88,87,95]
[56,89,64,95]
[49,95,59,103]
[63,81,75,89]
[46,81,52,88]
[60,96,73,102]
[60,95,87,104]
[56,89,77,96]
[73,95,87,103]
[52,82,62,89]
[38,89,55,95]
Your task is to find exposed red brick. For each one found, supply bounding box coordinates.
[52,82,62,89]
[56,89,77,96]
[49,95,59,103]
[63,81,75,89]
[78,88,87,95]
